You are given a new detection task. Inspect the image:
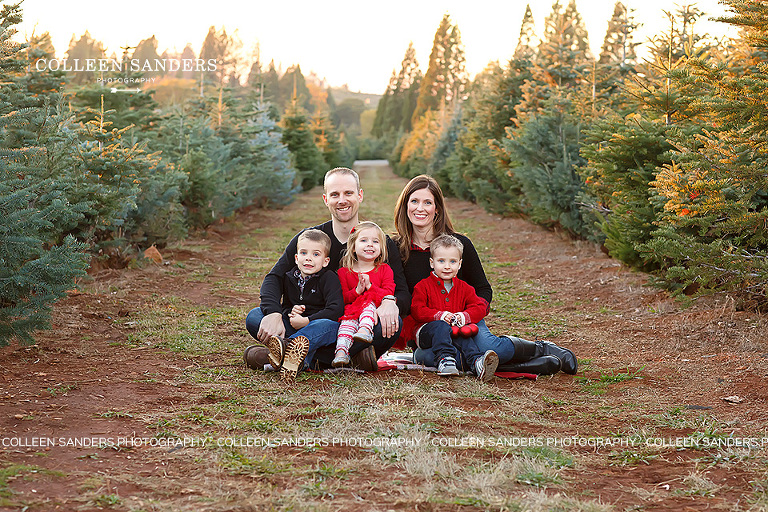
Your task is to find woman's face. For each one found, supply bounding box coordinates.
[407,187,437,232]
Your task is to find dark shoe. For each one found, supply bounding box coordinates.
[280,336,310,385]
[243,345,270,370]
[474,350,499,382]
[351,345,378,372]
[265,335,287,369]
[497,355,562,376]
[507,336,578,374]
[538,341,578,374]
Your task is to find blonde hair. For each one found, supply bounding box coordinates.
[340,221,388,270]
[297,229,331,256]
[394,175,454,263]
[430,234,464,256]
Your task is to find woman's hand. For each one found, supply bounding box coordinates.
[289,305,306,318]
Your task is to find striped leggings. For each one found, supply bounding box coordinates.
[336,302,376,353]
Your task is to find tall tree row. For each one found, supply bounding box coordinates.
[0,3,357,345]
[379,0,768,308]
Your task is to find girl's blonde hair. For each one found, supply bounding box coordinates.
[340,221,388,270]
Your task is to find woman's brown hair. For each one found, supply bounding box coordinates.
[393,175,454,263]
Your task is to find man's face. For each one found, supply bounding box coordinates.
[323,173,363,223]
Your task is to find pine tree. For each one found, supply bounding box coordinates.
[0,2,89,345]
[373,42,422,137]
[515,5,537,61]
[411,14,467,124]
[65,30,106,85]
[642,0,768,304]
[579,6,712,266]
[281,104,326,190]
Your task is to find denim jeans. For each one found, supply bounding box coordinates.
[414,319,522,367]
[245,307,339,369]
[417,320,485,369]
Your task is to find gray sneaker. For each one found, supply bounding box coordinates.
[437,356,460,376]
[475,350,499,382]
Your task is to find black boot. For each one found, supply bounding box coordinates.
[508,337,578,374]
[509,338,539,362]
[537,341,578,375]
[497,355,562,376]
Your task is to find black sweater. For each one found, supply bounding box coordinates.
[280,266,344,322]
[260,220,411,316]
[401,233,493,306]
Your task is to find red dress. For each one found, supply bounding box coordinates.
[337,264,396,321]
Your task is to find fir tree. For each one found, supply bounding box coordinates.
[643,0,768,304]
[411,14,467,124]
[0,2,89,345]
[281,104,326,190]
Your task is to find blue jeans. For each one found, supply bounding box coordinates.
[417,320,485,369]
[414,319,521,366]
[245,307,338,369]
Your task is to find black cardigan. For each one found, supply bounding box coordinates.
[260,220,411,316]
[280,267,344,322]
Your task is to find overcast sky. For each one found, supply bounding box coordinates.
[16,0,738,94]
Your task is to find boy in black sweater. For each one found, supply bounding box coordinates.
[261,229,344,384]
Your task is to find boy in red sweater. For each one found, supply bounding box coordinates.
[410,234,499,381]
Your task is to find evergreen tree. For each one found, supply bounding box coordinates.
[281,104,326,190]
[515,5,537,61]
[579,6,711,266]
[643,0,768,304]
[65,30,106,84]
[372,42,422,136]
[411,14,467,124]
[312,114,343,169]
[131,35,162,79]
[0,2,89,345]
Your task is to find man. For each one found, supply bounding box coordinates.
[245,167,410,371]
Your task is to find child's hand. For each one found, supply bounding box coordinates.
[290,314,309,329]
[438,311,455,324]
[355,273,370,295]
[452,313,468,327]
[289,305,306,318]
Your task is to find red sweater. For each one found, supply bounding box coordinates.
[406,272,488,339]
[337,264,396,321]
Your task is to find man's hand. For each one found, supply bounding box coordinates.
[257,312,285,343]
[376,299,399,339]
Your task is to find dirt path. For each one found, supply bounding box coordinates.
[1,161,767,511]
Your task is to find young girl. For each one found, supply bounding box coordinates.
[333,221,396,367]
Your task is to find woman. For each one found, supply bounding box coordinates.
[393,175,577,375]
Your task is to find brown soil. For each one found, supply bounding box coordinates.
[2,162,767,511]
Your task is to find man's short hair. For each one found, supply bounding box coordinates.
[324,167,360,192]
[430,234,464,256]
[297,229,332,256]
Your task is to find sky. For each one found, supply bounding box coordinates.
[15,0,739,94]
